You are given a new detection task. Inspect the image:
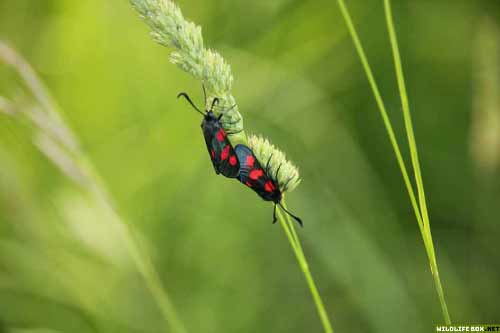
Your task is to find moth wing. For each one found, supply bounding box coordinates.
[211,134,240,178]
[235,144,280,201]
[235,144,253,181]
[235,144,267,186]
[202,121,221,175]
[203,120,240,178]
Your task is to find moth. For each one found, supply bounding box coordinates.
[235,144,302,226]
[178,87,240,178]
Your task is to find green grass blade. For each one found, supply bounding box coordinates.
[278,199,334,333]
[335,0,452,324]
[335,0,424,234]
[383,0,451,323]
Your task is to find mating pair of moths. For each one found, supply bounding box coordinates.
[178,89,302,226]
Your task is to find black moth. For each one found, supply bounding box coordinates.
[178,87,240,178]
[235,144,303,226]
[178,88,303,226]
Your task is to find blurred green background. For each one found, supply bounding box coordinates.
[1,0,500,332]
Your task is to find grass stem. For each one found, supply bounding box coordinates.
[383,0,451,323]
[335,0,451,324]
[335,0,425,234]
[278,199,334,333]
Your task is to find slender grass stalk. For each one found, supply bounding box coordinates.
[335,0,451,324]
[335,0,425,234]
[383,0,451,323]
[0,41,187,333]
[277,199,334,333]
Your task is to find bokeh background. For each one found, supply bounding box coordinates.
[1,0,500,332]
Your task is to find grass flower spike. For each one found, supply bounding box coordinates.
[130,2,334,331]
[130,0,302,194]
[130,0,243,136]
[248,134,301,193]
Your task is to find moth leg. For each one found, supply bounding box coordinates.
[218,104,237,120]
[265,154,274,175]
[226,128,243,135]
[274,163,283,181]
[272,204,278,224]
[221,117,242,126]
[282,176,293,192]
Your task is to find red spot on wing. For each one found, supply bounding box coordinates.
[264,181,276,193]
[245,181,253,188]
[246,155,255,168]
[216,129,226,142]
[211,149,215,159]
[229,155,237,166]
[221,145,230,160]
[249,169,264,180]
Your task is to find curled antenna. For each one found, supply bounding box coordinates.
[278,202,303,227]
[210,97,219,112]
[177,92,205,116]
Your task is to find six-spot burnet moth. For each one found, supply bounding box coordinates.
[178,87,302,226]
[235,144,303,226]
[178,86,241,178]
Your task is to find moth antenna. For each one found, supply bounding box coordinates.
[202,84,220,113]
[202,83,208,108]
[272,204,278,224]
[177,92,205,116]
[210,97,219,112]
[278,202,303,227]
